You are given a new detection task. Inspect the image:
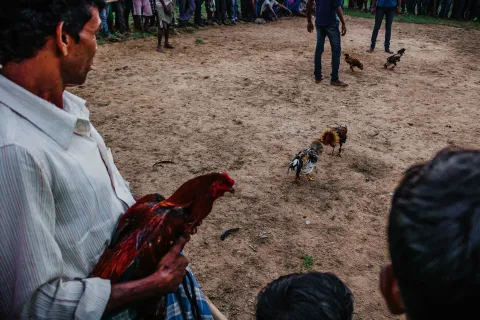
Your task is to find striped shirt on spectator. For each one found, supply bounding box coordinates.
[0,75,213,320]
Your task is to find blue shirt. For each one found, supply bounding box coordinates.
[376,0,397,7]
[315,0,342,26]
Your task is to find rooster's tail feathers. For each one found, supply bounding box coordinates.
[288,157,302,177]
[320,129,340,147]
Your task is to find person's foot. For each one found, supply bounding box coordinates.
[315,77,323,83]
[385,48,394,54]
[231,20,237,25]
[192,23,199,28]
[165,43,174,49]
[156,46,164,53]
[330,81,348,87]
[366,48,374,53]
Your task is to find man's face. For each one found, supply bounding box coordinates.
[61,7,101,85]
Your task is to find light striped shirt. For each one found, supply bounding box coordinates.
[0,75,136,319]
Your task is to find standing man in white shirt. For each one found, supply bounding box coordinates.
[0,1,221,319]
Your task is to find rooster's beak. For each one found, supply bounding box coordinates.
[228,188,235,194]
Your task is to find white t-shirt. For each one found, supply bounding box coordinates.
[261,0,279,14]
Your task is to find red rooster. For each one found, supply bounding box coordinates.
[320,125,348,156]
[91,172,235,284]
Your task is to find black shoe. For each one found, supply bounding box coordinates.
[192,23,199,28]
[230,19,237,25]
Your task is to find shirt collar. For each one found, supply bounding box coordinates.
[0,74,91,150]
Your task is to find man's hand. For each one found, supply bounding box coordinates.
[164,6,171,14]
[341,23,347,36]
[307,21,314,33]
[395,7,401,14]
[372,6,376,14]
[152,235,190,293]
[105,235,191,313]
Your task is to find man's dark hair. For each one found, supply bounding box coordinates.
[389,148,480,320]
[0,0,105,65]
[256,272,354,320]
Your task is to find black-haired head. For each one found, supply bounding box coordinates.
[0,0,106,65]
[256,272,354,320]
[382,148,480,320]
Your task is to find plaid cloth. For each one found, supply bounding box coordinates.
[105,266,213,320]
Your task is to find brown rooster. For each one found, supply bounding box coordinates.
[320,125,348,156]
[91,172,235,318]
[344,54,363,72]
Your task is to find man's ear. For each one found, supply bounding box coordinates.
[55,21,69,56]
[380,263,406,315]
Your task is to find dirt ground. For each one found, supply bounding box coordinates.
[72,16,480,319]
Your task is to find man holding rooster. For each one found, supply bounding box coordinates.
[0,1,222,319]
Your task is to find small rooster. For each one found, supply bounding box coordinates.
[91,172,235,318]
[320,125,348,156]
[384,48,406,69]
[344,53,364,72]
[288,140,323,181]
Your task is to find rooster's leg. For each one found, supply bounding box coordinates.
[330,146,336,156]
[337,144,343,157]
[350,66,354,72]
[306,174,314,181]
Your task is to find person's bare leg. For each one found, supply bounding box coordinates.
[156,28,164,52]
[164,28,174,49]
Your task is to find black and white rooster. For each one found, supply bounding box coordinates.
[288,140,323,181]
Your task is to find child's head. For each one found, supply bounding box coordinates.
[256,272,354,320]
[381,149,480,320]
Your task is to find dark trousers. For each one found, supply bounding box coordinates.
[438,0,453,17]
[226,0,233,18]
[178,0,187,18]
[109,2,127,33]
[406,0,416,13]
[216,0,227,21]
[454,0,467,18]
[370,6,395,50]
[124,0,134,26]
[241,0,254,18]
[314,21,341,82]
[195,0,203,23]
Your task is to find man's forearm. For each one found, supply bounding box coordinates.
[372,0,377,7]
[105,275,167,313]
[335,7,345,24]
[306,0,313,21]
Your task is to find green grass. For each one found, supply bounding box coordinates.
[303,255,314,271]
[195,38,205,44]
[343,7,480,30]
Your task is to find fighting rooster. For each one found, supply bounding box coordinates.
[385,48,406,69]
[344,54,364,72]
[91,172,235,318]
[320,125,348,156]
[288,140,323,181]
